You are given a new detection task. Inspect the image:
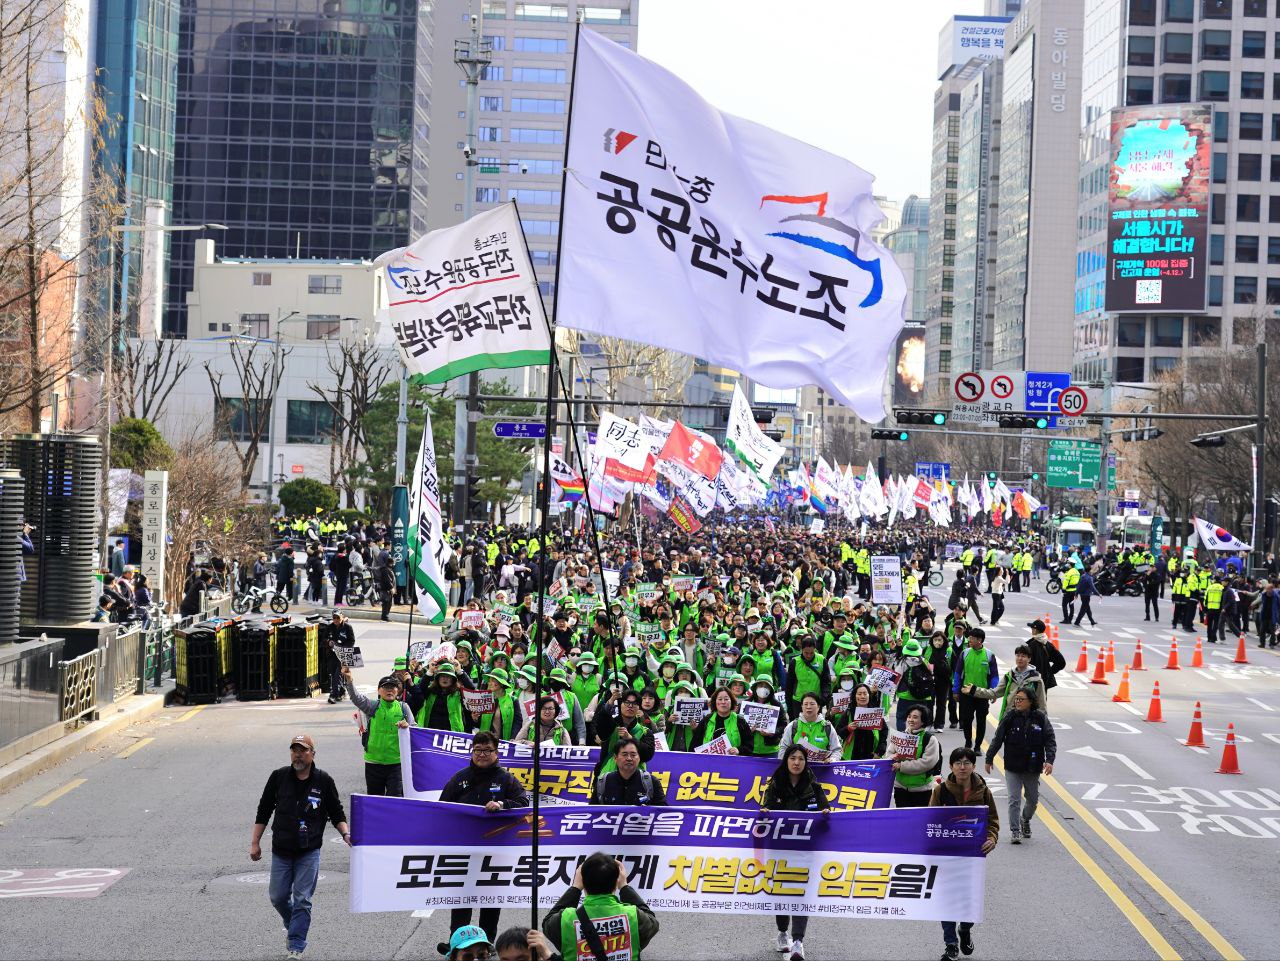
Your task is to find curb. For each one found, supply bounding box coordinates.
[342,608,421,625]
[0,684,175,795]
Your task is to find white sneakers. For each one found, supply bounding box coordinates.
[790,940,806,960]
[776,930,792,953]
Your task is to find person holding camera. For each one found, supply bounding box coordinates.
[542,852,660,961]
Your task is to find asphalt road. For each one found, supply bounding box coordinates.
[1,576,1277,960]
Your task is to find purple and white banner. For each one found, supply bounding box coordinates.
[399,728,894,810]
[349,795,989,920]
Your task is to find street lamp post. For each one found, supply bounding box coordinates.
[264,309,301,508]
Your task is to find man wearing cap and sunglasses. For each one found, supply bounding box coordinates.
[342,666,414,796]
[251,734,349,959]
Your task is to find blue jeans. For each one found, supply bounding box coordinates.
[941,920,973,946]
[270,848,321,953]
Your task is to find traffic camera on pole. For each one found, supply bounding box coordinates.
[894,408,948,426]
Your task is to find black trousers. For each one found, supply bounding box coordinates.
[894,787,931,808]
[1074,595,1096,626]
[1206,609,1222,642]
[1009,576,1020,593]
[958,693,989,751]
[380,590,393,620]
[990,594,1005,625]
[364,762,403,797]
[776,914,809,940]
[1061,591,1076,622]
[1144,595,1159,620]
[450,908,500,944]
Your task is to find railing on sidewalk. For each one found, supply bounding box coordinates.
[58,648,101,726]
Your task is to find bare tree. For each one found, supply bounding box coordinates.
[306,338,392,506]
[119,337,191,422]
[576,333,694,420]
[204,338,291,492]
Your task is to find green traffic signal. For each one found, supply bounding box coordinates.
[1034,417,1049,429]
[988,472,996,480]
[932,412,946,426]
[898,431,909,442]
[1032,473,1040,480]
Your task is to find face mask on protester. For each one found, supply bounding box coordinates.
[516,677,530,691]
[755,686,770,699]
[580,665,595,676]
[840,679,855,691]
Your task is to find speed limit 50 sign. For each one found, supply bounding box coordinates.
[1057,385,1099,417]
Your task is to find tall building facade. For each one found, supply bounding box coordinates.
[923,72,964,399]
[1074,0,1277,386]
[164,0,427,336]
[991,0,1085,372]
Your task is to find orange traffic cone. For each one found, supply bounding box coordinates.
[1185,701,1206,747]
[1216,723,1242,774]
[1191,636,1204,668]
[1075,641,1089,673]
[1105,640,1116,673]
[1131,639,1146,670]
[1051,625,1060,650]
[1164,639,1180,670]
[1090,649,1109,684]
[1112,666,1131,703]
[1234,635,1250,665]
[1145,681,1164,722]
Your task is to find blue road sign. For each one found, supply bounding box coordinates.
[914,461,951,483]
[1025,371,1071,430]
[492,421,547,439]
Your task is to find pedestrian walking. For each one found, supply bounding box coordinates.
[988,567,1006,626]
[342,667,413,796]
[1073,568,1098,627]
[985,688,1055,844]
[250,734,350,960]
[758,744,830,960]
[326,611,355,703]
[542,852,660,960]
[931,747,998,961]
[952,628,998,753]
[1142,568,1160,623]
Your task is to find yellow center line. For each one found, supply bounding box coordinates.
[1042,772,1244,961]
[31,778,87,809]
[115,737,155,759]
[174,705,208,723]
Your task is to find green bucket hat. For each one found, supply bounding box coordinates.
[833,632,857,651]
[434,661,458,678]
[487,667,511,688]
[902,638,924,658]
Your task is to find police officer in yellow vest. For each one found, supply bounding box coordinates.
[544,851,660,960]
[1204,575,1225,643]
[855,547,871,599]
[1059,564,1080,623]
[1170,571,1190,631]
[959,545,976,574]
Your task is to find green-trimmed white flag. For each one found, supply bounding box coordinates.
[724,383,783,482]
[407,411,451,623]
[376,201,551,383]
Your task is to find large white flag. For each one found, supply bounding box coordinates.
[725,383,784,482]
[558,29,907,421]
[375,203,551,383]
[1192,516,1251,551]
[407,412,452,623]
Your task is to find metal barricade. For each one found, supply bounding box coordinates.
[103,625,145,702]
[58,649,101,726]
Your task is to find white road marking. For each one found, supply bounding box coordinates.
[411,909,435,918]
[1117,703,1144,717]
[1247,697,1274,712]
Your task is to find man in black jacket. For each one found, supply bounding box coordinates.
[251,734,349,959]
[438,731,529,950]
[592,739,668,805]
[1024,620,1067,711]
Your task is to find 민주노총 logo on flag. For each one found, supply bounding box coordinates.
[558,29,907,422]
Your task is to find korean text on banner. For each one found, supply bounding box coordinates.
[375,202,551,383]
[870,555,904,606]
[349,796,988,920]
[406,410,451,623]
[557,30,907,422]
[726,383,783,481]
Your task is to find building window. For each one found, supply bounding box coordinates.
[1128,35,1155,65]
[1240,112,1264,139]
[512,158,560,174]
[1270,196,1280,221]
[1165,0,1194,19]
[1162,32,1192,62]
[1210,234,1225,265]
[1151,357,1180,377]
[1117,317,1146,347]
[511,67,566,83]
[1241,72,1265,98]
[306,315,342,339]
[1128,0,1157,22]
[1272,115,1280,140]
[1126,76,1154,104]
[513,2,567,17]
[1116,357,1145,383]
[480,65,505,81]
[510,97,565,114]
[938,351,952,374]
[1269,238,1280,264]
[479,96,504,111]
[484,34,506,51]
[1209,274,1223,306]
[1213,111,1228,141]
[1212,152,1227,183]
[1198,70,1229,100]
[1235,277,1258,303]
[1160,74,1191,101]
[286,400,335,444]
[1272,157,1280,182]
[529,250,558,267]
[513,36,567,52]
[507,188,561,205]
[1212,193,1226,224]
[1153,315,1182,347]
[308,275,342,295]
[252,272,272,286]
[521,219,559,235]
[1201,0,1231,15]
[215,398,268,443]
[483,0,506,16]
[240,313,269,338]
[537,280,555,297]
[1238,194,1262,221]
[476,187,501,203]
[1243,0,1266,12]
[1239,154,1263,180]
[1200,30,1231,59]
[478,126,502,142]
[1192,317,1221,346]
[509,127,564,144]
[940,326,953,346]
[1268,278,1280,304]
[1243,30,1267,56]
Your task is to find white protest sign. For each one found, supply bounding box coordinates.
[460,611,486,630]
[407,641,431,664]
[830,690,851,715]
[636,583,661,603]
[428,642,457,666]
[854,705,886,730]
[636,623,663,645]
[652,730,670,752]
[463,689,495,714]
[739,700,780,734]
[495,604,521,625]
[546,640,565,665]
[870,556,904,605]
[694,733,733,755]
[673,697,710,726]
[522,691,569,721]
[866,666,901,696]
[334,646,365,669]
[888,730,920,760]
[542,596,560,615]
[670,576,696,594]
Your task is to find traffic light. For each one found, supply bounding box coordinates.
[1031,472,1040,481]
[763,429,784,442]
[1189,434,1226,448]
[1120,427,1165,441]
[752,406,776,424]
[894,408,948,426]
[466,471,484,518]
[997,414,1049,429]
[871,428,910,441]
[987,472,997,481]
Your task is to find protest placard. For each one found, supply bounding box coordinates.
[546,640,564,665]
[670,576,696,593]
[494,604,521,625]
[694,734,732,755]
[702,635,726,662]
[636,582,661,603]
[334,646,364,669]
[541,596,560,615]
[854,705,886,729]
[672,697,709,726]
[459,611,485,630]
[636,623,663,645]
[428,641,456,666]
[830,690,851,715]
[462,689,495,714]
[866,666,901,696]
[407,641,431,664]
[521,690,569,721]
[888,730,920,760]
[739,700,780,734]
[871,556,904,605]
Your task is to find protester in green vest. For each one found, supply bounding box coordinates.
[690,688,753,754]
[473,669,520,741]
[952,628,999,753]
[518,695,573,746]
[777,691,840,760]
[543,851,660,961]
[892,703,942,808]
[784,635,828,719]
[342,668,413,796]
[546,668,588,744]
[571,652,604,722]
[833,681,888,760]
[594,688,655,774]
[744,674,787,757]
[410,662,468,732]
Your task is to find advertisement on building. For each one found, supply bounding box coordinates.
[892,322,926,407]
[1104,104,1212,314]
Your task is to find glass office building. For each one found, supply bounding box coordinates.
[165,0,423,335]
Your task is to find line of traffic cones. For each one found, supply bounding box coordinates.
[1111,666,1131,703]
[1090,648,1109,685]
[1164,638,1180,670]
[1177,701,1243,774]
[1144,681,1163,722]
[1191,636,1204,668]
